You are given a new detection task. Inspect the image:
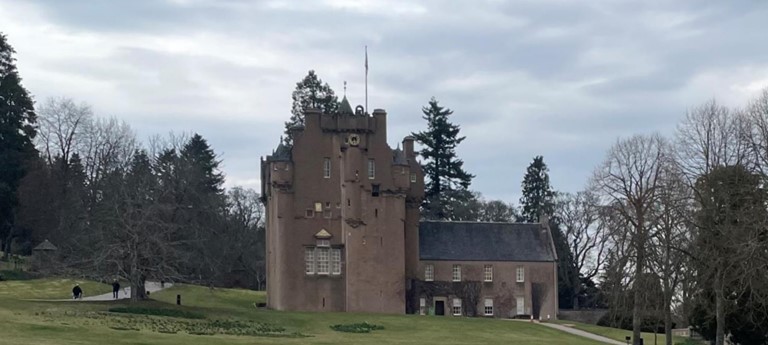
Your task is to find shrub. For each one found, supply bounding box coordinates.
[330,322,385,333]
[108,307,205,319]
[597,312,674,333]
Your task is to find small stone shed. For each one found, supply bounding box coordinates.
[31,239,58,272]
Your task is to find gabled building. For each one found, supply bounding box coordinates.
[261,99,558,318]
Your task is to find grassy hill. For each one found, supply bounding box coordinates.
[0,279,606,345]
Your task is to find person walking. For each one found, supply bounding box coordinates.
[72,284,83,299]
[112,280,120,299]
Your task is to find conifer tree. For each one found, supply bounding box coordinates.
[412,97,474,220]
[285,70,338,145]
[0,32,38,258]
[519,156,555,222]
[519,155,578,308]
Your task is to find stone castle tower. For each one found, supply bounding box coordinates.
[261,99,424,313]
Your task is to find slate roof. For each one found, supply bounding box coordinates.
[33,239,58,251]
[339,96,354,115]
[270,141,292,162]
[419,221,556,262]
[392,146,407,166]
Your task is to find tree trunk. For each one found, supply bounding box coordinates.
[633,225,645,345]
[572,269,581,310]
[714,269,725,345]
[664,295,673,345]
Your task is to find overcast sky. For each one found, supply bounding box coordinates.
[2,0,767,203]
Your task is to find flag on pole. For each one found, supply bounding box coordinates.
[365,45,368,74]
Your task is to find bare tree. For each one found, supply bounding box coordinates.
[647,163,690,345]
[555,190,608,309]
[36,97,93,165]
[591,133,669,345]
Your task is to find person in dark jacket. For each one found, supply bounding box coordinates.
[72,284,83,299]
[112,280,120,299]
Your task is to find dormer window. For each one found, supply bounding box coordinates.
[317,239,330,247]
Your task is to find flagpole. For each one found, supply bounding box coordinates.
[365,45,368,114]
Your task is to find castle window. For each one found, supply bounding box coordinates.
[410,173,416,183]
[336,202,341,208]
[484,298,494,316]
[305,209,314,218]
[325,202,331,209]
[452,265,461,282]
[323,211,332,219]
[516,267,525,283]
[317,239,330,247]
[314,202,323,212]
[305,248,315,275]
[372,184,380,197]
[316,248,330,274]
[452,298,462,316]
[425,265,434,281]
[368,159,375,179]
[419,298,426,315]
[484,265,493,282]
[374,208,378,217]
[323,158,331,178]
[331,249,341,275]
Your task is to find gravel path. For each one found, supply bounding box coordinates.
[540,322,626,345]
[49,281,172,302]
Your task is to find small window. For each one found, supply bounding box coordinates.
[331,249,341,275]
[372,184,380,197]
[323,210,332,219]
[368,159,375,179]
[317,239,330,247]
[305,248,315,275]
[452,298,462,316]
[305,209,315,218]
[484,298,493,316]
[484,265,493,282]
[425,265,434,281]
[317,248,330,274]
[419,298,426,315]
[347,199,351,206]
[323,158,331,178]
[374,208,378,217]
[273,165,278,171]
[325,202,331,209]
[336,202,341,208]
[314,202,323,212]
[516,267,525,283]
[452,264,461,282]
[410,173,416,183]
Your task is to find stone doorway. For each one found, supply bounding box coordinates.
[435,300,445,316]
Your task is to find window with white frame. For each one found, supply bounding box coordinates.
[410,173,416,183]
[305,247,315,274]
[516,267,525,283]
[317,239,330,247]
[425,264,434,281]
[323,158,331,178]
[452,264,461,282]
[484,298,494,316]
[331,249,341,275]
[419,298,426,315]
[314,202,323,212]
[316,248,330,274]
[484,265,493,282]
[368,159,375,179]
[452,298,462,316]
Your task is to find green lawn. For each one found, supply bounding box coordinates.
[0,279,607,345]
[550,320,687,344]
[0,277,112,299]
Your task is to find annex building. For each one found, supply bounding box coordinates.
[260,98,558,318]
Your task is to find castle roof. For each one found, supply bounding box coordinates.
[339,96,354,115]
[33,239,58,251]
[270,140,292,162]
[418,221,556,262]
[393,146,408,166]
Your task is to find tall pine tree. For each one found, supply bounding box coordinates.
[0,32,38,258]
[519,155,578,308]
[519,156,555,222]
[412,97,474,220]
[284,70,338,145]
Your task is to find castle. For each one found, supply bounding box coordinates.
[261,98,558,318]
